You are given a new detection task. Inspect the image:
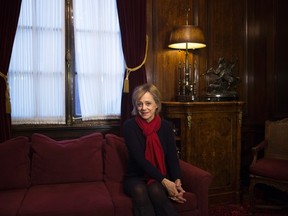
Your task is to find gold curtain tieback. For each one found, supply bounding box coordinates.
[123,35,149,93]
[0,71,11,114]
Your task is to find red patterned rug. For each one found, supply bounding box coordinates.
[209,203,247,216]
[209,186,288,216]
[209,203,287,216]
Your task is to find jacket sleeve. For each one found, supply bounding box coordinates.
[160,120,181,181]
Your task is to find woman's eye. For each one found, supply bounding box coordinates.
[136,101,152,108]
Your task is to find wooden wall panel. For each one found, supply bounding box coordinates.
[273,1,288,117]
[246,0,274,124]
[206,0,246,99]
[244,0,288,127]
[149,0,246,101]
[149,0,208,101]
[150,0,187,101]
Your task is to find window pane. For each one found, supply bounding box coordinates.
[73,0,124,120]
[9,0,65,124]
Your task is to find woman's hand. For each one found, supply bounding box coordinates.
[161,178,186,203]
[161,178,178,196]
[174,179,186,203]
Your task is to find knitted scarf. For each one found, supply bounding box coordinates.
[135,114,166,184]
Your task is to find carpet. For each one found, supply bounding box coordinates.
[209,203,247,216]
[209,203,287,216]
[209,185,288,216]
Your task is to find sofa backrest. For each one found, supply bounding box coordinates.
[0,136,30,190]
[104,134,128,182]
[0,132,127,191]
[30,133,104,185]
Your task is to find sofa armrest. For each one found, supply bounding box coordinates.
[179,159,213,216]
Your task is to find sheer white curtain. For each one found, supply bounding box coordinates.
[9,0,124,124]
[9,0,65,124]
[73,0,124,120]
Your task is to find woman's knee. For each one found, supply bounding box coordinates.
[148,182,168,201]
[131,183,147,196]
[130,183,152,205]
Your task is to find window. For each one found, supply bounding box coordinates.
[8,0,124,125]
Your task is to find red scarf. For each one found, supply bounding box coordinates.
[135,114,166,184]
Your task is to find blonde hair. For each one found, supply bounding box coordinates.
[131,83,162,115]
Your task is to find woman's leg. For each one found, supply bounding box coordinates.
[147,181,178,216]
[128,181,156,216]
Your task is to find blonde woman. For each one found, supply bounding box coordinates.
[123,83,186,216]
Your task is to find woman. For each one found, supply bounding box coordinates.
[123,83,186,216]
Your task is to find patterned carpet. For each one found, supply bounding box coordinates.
[209,187,288,216]
[209,203,287,216]
[209,203,248,216]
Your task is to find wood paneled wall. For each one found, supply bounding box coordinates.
[147,0,209,101]
[147,0,288,184]
[148,0,288,120]
[147,0,246,101]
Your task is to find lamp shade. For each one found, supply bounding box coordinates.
[168,25,206,50]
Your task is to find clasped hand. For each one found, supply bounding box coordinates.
[161,178,186,203]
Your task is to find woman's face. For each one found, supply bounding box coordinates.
[136,92,158,123]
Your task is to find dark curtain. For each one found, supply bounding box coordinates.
[117,0,147,134]
[0,0,22,142]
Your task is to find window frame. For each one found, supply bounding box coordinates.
[11,0,122,131]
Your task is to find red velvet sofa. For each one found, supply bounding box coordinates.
[0,132,213,216]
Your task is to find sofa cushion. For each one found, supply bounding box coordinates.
[0,136,30,190]
[104,181,133,216]
[104,134,128,182]
[18,182,114,216]
[31,133,103,185]
[0,189,28,216]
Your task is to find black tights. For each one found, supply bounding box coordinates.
[129,181,178,216]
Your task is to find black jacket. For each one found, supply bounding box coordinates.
[123,117,181,183]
